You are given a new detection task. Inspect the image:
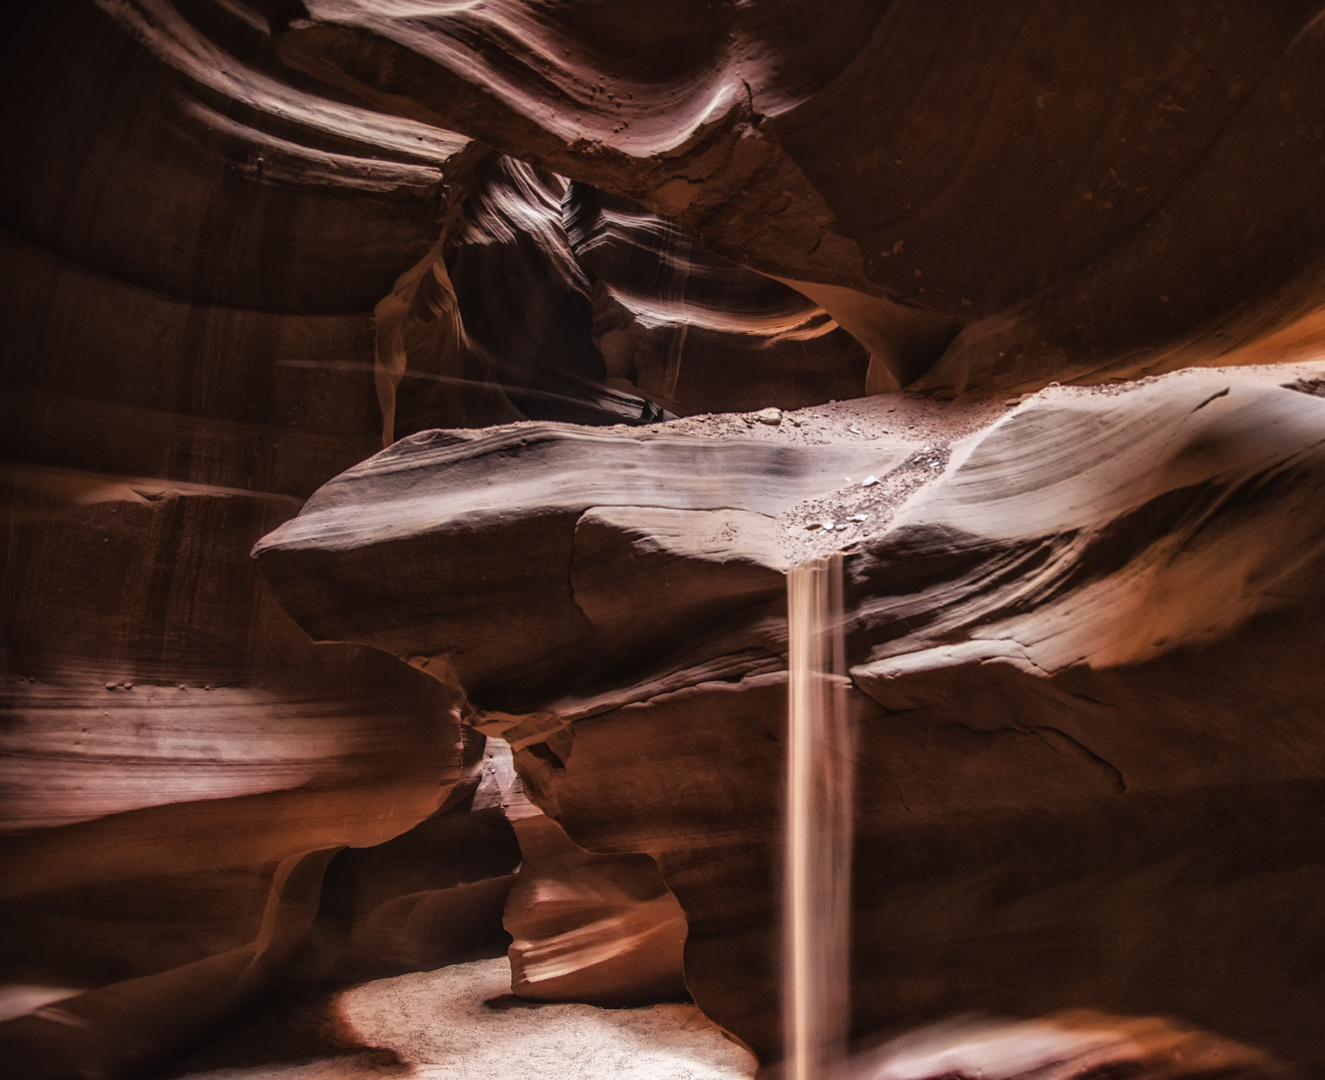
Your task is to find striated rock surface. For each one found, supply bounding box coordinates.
[442,157,671,427]
[0,2,481,1075]
[256,362,1325,1068]
[502,807,688,1007]
[384,153,872,429]
[473,736,689,1007]
[273,0,1325,394]
[564,182,871,414]
[11,2,1325,1077]
[0,464,463,1078]
[2,5,878,1072]
[289,730,522,985]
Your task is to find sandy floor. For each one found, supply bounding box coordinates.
[162,957,757,1080]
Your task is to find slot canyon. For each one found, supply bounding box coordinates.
[4,2,1325,1078]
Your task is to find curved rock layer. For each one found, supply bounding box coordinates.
[470,736,689,1008]
[2,5,872,1074]
[386,153,871,431]
[20,2,877,448]
[273,0,1325,394]
[0,464,463,1078]
[11,2,1325,1077]
[1,1,468,346]
[0,2,483,1076]
[565,182,872,413]
[442,157,671,427]
[256,363,1325,1068]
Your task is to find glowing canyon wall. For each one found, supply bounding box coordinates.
[4,2,1325,1077]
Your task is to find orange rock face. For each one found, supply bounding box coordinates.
[255,368,1325,1065]
[8,2,1325,1078]
[271,0,1325,395]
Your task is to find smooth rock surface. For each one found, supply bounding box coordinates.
[0,3,478,1074]
[273,0,1325,394]
[256,361,1325,1068]
[10,3,1325,1077]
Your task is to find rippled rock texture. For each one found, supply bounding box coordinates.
[256,365,1325,1068]
[4,4,830,1072]
[0,2,479,1076]
[273,0,1325,395]
[9,1,1325,1078]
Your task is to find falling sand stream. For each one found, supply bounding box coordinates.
[784,555,855,1080]
[779,557,1277,1080]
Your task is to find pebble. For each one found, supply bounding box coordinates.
[751,407,783,425]
[861,475,879,487]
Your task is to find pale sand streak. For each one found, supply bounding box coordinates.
[785,555,854,1080]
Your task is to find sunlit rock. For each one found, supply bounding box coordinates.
[9,1,1325,1076]
[272,0,1325,394]
[256,363,1325,1068]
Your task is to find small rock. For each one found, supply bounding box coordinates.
[821,521,836,531]
[833,523,848,531]
[848,514,868,522]
[861,475,879,487]
[752,407,783,425]
[805,522,823,531]
[848,426,863,434]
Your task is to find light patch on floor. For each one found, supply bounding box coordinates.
[171,957,757,1080]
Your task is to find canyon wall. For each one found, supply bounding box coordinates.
[1,3,472,1075]
[254,368,1325,1065]
[6,2,1325,1077]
